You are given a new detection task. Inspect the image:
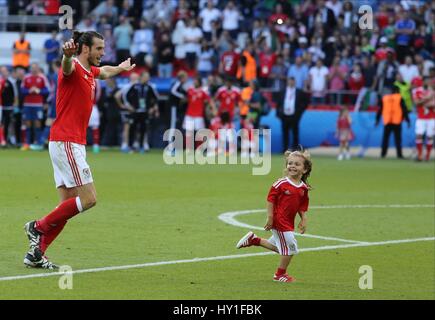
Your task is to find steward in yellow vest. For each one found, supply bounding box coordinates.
[375,86,410,158]
[13,33,31,70]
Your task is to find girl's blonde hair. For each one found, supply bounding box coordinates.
[283,149,313,189]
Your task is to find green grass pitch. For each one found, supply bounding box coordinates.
[0,149,433,299]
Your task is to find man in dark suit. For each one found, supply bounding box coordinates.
[277,77,308,152]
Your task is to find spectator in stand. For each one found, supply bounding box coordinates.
[376,3,390,31]
[293,36,308,59]
[76,15,98,32]
[270,54,288,94]
[355,56,376,111]
[172,0,192,25]
[415,54,435,78]
[113,15,133,64]
[312,0,336,36]
[398,55,420,84]
[361,36,375,56]
[119,0,136,22]
[43,31,60,73]
[197,40,215,81]
[93,0,119,26]
[0,0,8,31]
[348,63,365,105]
[12,32,31,72]
[395,9,416,63]
[157,33,174,78]
[328,56,347,106]
[375,49,399,97]
[131,19,154,67]
[101,28,117,66]
[183,18,203,71]
[199,0,221,42]
[308,59,329,105]
[219,41,240,80]
[287,56,309,91]
[394,73,413,112]
[222,1,242,40]
[145,0,175,25]
[326,0,342,19]
[257,42,277,88]
[268,3,289,34]
[374,37,390,63]
[307,36,325,63]
[172,19,187,71]
[341,1,356,33]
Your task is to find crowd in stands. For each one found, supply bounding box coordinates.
[0,0,434,154]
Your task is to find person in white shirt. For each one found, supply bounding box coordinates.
[222,1,241,39]
[183,18,203,69]
[131,19,154,66]
[399,55,420,83]
[199,0,221,41]
[308,59,329,105]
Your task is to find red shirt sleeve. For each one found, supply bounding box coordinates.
[267,183,281,203]
[91,66,100,78]
[299,188,309,212]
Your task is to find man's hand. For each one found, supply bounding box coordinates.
[298,219,307,234]
[118,58,136,72]
[264,215,273,231]
[63,39,77,58]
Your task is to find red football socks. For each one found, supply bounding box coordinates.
[92,128,100,145]
[276,268,286,276]
[36,197,81,234]
[251,237,261,246]
[416,141,423,160]
[40,221,67,253]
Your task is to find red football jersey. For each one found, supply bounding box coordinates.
[186,87,210,117]
[413,87,435,119]
[50,59,100,145]
[22,74,48,106]
[258,52,276,77]
[267,177,309,232]
[221,51,240,77]
[215,86,241,120]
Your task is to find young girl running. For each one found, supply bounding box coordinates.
[336,106,353,160]
[236,150,313,283]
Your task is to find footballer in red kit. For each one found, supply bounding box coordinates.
[215,78,241,121]
[412,77,435,161]
[236,150,313,283]
[22,30,136,269]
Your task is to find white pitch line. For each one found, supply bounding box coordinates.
[0,237,433,282]
[218,209,365,244]
[217,204,435,245]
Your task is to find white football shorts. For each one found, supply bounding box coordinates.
[183,115,205,131]
[415,119,435,137]
[268,229,299,256]
[49,141,93,188]
[88,105,100,128]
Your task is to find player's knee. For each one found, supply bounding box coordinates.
[82,195,97,210]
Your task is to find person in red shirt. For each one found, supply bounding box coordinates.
[214,77,241,122]
[23,30,135,269]
[184,77,215,152]
[219,41,240,79]
[20,63,49,150]
[336,106,353,160]
[236,150,312,283]
[412,77,435,161]
[258,44,277,88]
